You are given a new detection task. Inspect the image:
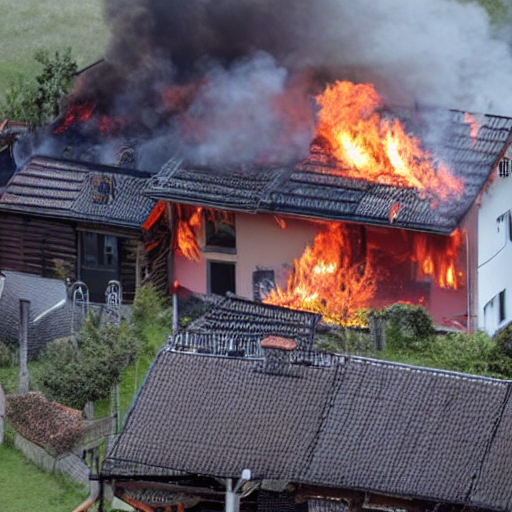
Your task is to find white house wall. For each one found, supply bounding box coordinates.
[478,170,512,335]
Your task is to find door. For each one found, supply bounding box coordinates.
[80,232,120,302]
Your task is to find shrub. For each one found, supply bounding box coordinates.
[37,315,140,410]
[131,283,168,327]
[383,303,435,351]
[493,322,512,358]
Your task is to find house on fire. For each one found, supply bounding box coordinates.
[144,108,512,332]
[0,156,158,302]
[100,298,512,512]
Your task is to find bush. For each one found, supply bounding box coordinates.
[493,322,512,358]
[132,283,169,327]
[383,303,435,351]
[37,315,140,410]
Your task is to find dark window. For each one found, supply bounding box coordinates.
[500,290,506,323]
[205,211,236,251]
[208,261,236,296]
[81,233,118,269]
[499,159,510,178]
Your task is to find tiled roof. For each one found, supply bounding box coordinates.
[0,156,156,229]
[180,294,320,353]
[146,109,512,234]
[102,349,512,511]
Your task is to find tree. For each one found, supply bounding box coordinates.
[1,48,77,126]
[37,314,140,411]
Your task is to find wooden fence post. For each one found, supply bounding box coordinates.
[0,383,5,445]
[19,299,30,393]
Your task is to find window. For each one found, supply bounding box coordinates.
[208,261,236,296]
[500,290,506,323]
[499,159,510,178]
[204,210,236,252]
[484,289,507,334]
[81,233,119,269]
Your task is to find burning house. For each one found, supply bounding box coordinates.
[143,91,512,330]
[6,0,512,328]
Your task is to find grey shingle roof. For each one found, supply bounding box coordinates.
[146,109,512,234]
[0,156,156,229]
[102,348,512,511]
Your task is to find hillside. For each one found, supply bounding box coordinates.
[0,0,108,101]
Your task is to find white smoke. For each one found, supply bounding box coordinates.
[296,0,512,115]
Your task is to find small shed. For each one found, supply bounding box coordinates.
[0,270,72,358]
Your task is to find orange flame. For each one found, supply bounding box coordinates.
[412,229,463,290]
[464,112,479,147]
[263,223,377,325]
[315,81,464,201]
[175,205,203,262]
[54,102,96,134]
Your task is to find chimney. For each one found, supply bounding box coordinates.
[261,335,297,375]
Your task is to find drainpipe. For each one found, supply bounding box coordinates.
[71,480,100,512]
[225,469,251,512]
[466,229,472,334]
[172,280,180,334]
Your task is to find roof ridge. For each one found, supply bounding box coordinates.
[348,355,512,385]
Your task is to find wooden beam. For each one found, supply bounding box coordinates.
[294,485,428,512]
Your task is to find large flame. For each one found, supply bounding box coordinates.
[412,229,463,290]
[315,81,464,201]
[263,223,377,325]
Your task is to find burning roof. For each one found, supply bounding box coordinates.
[146,107,512,234]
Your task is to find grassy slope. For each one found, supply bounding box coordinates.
[0,442,88,512]
[0,0,108,100]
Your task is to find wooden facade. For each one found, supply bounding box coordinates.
[0,213,77,278]
[0,156,165,304]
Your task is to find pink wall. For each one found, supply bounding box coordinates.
[172,210,469,327]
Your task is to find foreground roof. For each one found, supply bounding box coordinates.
[0,156,156,229]
[102,345,512,511]
[146,109,512,234]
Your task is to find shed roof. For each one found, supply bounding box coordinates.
[181,294,321,353]
[0,271,72,357]
[146,109,512,234]
[102,346,512,511]
[0,156,156,229]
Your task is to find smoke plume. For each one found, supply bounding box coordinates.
[19,0,512,170]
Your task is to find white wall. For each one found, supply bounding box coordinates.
[478,167,512,335]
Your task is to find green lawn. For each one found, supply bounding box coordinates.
[0,442,88,512]
[0,0,108,100]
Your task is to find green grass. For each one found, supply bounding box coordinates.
[0,437,88,512]
[0,0,108,101]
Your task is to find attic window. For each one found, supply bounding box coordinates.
[92,174,116,204]
[499,159,510,178]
